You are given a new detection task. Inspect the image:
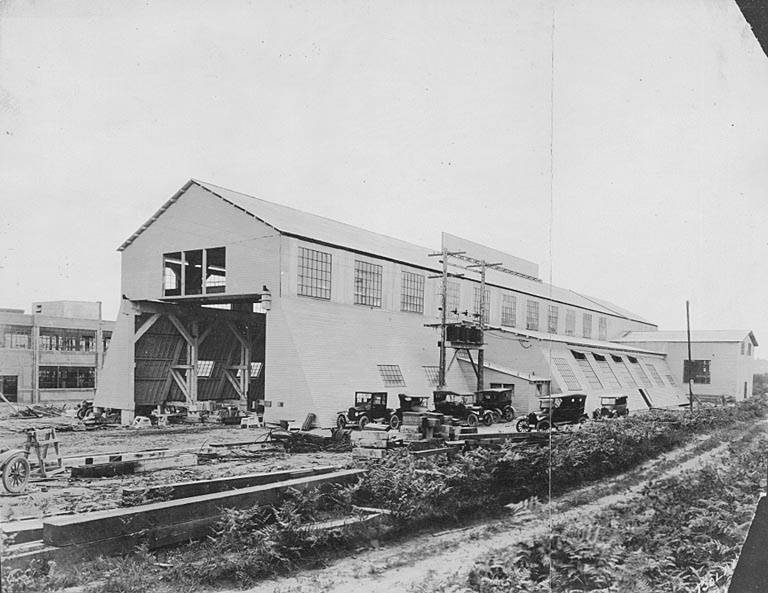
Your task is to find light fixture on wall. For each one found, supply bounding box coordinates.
[261,285,272,311]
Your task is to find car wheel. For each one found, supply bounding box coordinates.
[536,420,550,432]
[467,413,479,427]
[515,418,529,433]
[389,415,401,430]
[503,407,515,422]
[482,411,494,426]
[358,415,370,430]
[2,454,30,494]
[579,415,588,424]
[336,415,348,429]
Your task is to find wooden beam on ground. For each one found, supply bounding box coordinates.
[43,469,365,548]
[70,453,198,478]
[63,448,194,467]
[121,466,338,504]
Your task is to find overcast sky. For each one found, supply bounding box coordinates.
[1,0,767,352]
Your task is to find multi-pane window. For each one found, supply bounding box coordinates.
[583,313,593,339]
[501,294,517,327]
[572,351,603,389]
[645,361,665,386]
[377,364,405,386]
[748,343,753,356]
[196,360,215,377]
[565,310,576,336]
[526,301,540,331]
[103,331,112,352]
[236,362,263,379]
[401,271,425,313]
[628,356,652,387]
[37,328,96,352]
[355,260,383,307]
[163,247,226,297]
[1,326,31,349]
[423,366,440,385]
[598,317,607,340]
[298,247,332,300]
[683,360,711,384]
[611,355,637,387]
[473,286,491,324]
[665,373,676,386]
[741,342,745,355]
[547,305,559,334]
[437,280,461,316]
[553,357,582,390]
[38,366,95,389]
[593,353,621,389]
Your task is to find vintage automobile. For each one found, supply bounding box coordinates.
[592,395,629,420]
[515,394,589,432]
[433,390,494,427]
[394,393,430,422]
[336,391,398,430]
[476,388,516,422]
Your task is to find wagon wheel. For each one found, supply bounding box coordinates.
[389,414,401,430]
[503,406,515,422]
[2,454,30,494]
[466,413,479,428]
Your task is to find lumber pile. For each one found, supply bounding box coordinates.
[3,468,365,569]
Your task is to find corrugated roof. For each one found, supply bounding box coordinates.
[119,179,655,325]
[616,329,758,346]
[488,325,666,356]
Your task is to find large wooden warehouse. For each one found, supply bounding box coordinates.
[95,180,688,425]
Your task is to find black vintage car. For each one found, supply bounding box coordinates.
[592,395,629,420]
[433,390,494,427]
[336,392,398,430]
[515,394,589,432]
[394,393,430,422]
[476,388,516,422]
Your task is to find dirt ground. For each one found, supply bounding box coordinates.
[0,416,352,522]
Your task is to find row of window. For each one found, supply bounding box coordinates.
[298,247,613,336]
[195,360,263,378]
[38,366,95,389]
[555,351,677,392]
[377,364,440,387]
[298,247,427,314]
[1,326,111,352]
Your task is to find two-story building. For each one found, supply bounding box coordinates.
[96,179,688,425]
[0,301,113,405]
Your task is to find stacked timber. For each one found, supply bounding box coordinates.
[399,412,424,442]
[351,429,393,459]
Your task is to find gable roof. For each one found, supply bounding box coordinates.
[615,329,758,346]
[119,179,656,325]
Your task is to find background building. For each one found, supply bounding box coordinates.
[97,180,689,425]
[0,301,113,405]
[615,330,758,401]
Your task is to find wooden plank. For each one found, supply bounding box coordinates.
[0,519,44,544]
[63,447,193,467]
[121,466,338,503]
[70,453,198,478]
[43,469,365,547]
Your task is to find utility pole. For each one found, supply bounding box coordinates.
[428,247,464,389]
[466,259,502,392]
[686,300,693,412]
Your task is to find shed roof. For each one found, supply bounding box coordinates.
[119,179,655,325]
[615,329,758,346]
